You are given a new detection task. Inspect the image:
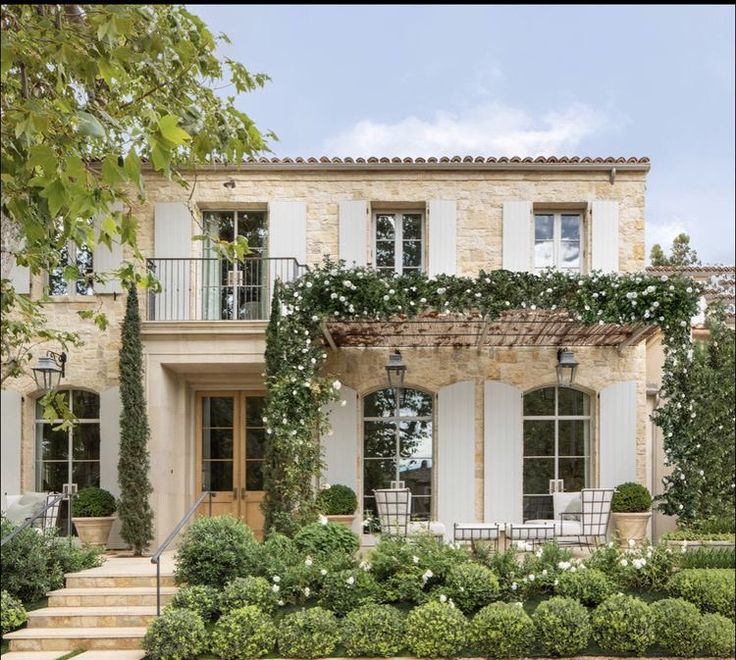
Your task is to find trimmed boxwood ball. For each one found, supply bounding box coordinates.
[591,594,656,655]
[168,584,220,621]
[316,484,357,515]
[555,567,614,606]
[1,589,27,635]
[444,562,500,613]
[405,600,469,658]
[210,604,276,660]
[221,576,278,614]
[174,515,259,588]
[72,487,117,517]
[532,596,591,657]
[471,602,535,658]
[277,607,341,659]
[342,603,405,657]
[611,482,652,513]
[667,568,736,619]
[258,532,300,574]
[293,521,359,560]
[142,607,207,660]
[319,568,379,616]
[699,613,736,657]
[650,598,704,657]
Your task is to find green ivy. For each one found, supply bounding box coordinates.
[263,258,702,535]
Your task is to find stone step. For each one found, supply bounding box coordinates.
[75,653,146,660]
[47,586,177,607]
[5,627,147,652]
[64,573,175,589]
[1,653,69,660]
[27,606,157,629]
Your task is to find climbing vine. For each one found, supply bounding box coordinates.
[263,258,701,535]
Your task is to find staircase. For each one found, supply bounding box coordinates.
[3,555,177,657]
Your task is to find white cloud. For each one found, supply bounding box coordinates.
[322,102,606,157]
[646,219,689,253]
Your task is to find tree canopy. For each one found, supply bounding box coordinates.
[650,233,701,268]
[1,4,271,385]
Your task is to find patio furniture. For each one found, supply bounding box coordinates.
[526,487,614,547]
[2,492,62,533]
[373,488,446,540]
[505,522,556,550]
[453,522,501,551]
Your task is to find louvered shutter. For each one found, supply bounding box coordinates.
[338,201,368,267]
[591,201,620,272]
[599,381,637,487]
[427,200,457,276]
[154,202,192,320]
[93,202,124,294]
[502,201,533,271]
[1,390,22,496]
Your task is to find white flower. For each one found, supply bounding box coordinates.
[628,539,636,548]
[359,561,372,571]
[557,561,571,571]
[303,586,311,597]
[569,567,577,573]
[346,575,355,586]
[278,599,284,606]
[439,594,447,603]
[333,380,342,391]
[320,568,328,576]
[412,555,420,564]
[511,582,518,591]
[528,574,536,582]
[272,584,280,593]
[272,575,281,583]
[318,514,328,525]
[542,569,548,576]
[305,557,313,567]
[554,579,559,586]
[422,569,434,583]
[620,559,629,567]
[535,549,543,558]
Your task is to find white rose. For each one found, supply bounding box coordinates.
[305,557,313,567]
[272,576,281,583]
[272,584,280,593]
[318,514,328,525]
[439,594,447,603]
[412,555,419,564]
[346,575,355,586]
[320,568,328,576]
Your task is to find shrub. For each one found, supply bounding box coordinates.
[316,484,357,515]
[555,568,614,606]
[142,607,207,660]
[174,515,259,588]
[611,482,652,513]
[532,596,591,657]
[586,541,677,591]
[662,530,736,542]
[72,487,117,517]
[278,607,341,659]
[667,569,735,619]
[258,532,300,575]
[210,605,276,660]
[679,547,736,569]
[319,568,378,615]
[1,590,27,635]
[405,600,468,658]
[169,584,220,621]
[699,613,736,657]
[342,603,405,656]
[471,602,535,658]
[221,576,278,614]
[650,598,703,656]
[591,594,656,656]
[690,515,736,535]
[444,562,500,613]
[293,522,359,560]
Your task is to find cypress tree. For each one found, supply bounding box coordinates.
[117,285,154,555]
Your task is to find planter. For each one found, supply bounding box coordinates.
[326,514,355,529]
[72,516,115,547]
[612,512,651,545]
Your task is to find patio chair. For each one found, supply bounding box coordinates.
[373,488,446,540]
[2,491,61,534]
[526,488,614,548]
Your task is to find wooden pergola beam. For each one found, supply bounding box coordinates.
[617,325,653,353]
[321,321,338,351]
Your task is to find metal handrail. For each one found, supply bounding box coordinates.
[1,492,67,546]
[150,491,215,615]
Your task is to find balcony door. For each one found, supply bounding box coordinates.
[196,392,266,538]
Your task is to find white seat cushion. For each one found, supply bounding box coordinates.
[454,523,500,540]
[5,492,47,526]
[408,521,446,536]
[526,519,582,536]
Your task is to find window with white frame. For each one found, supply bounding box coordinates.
[49,243,94,295]
[534,212,582,272]
[374,211,424,274]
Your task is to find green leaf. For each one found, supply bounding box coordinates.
[102,155,124,186]
[149,140,169,172]
[43,178,66,217]
[27,144,57,176]
[65,155,86,181]
[158,115,191,146]
[77,111,105,139]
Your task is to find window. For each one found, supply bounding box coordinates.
[49,243,94,295]
[363,387,433,521]
[534,212,582,272]
[374,211,424,274]
[522,387,591,520]
[36,390,100,493]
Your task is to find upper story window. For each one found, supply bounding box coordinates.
[534,212,582,273]
[49,243,94,296]
[374,211,424,275]
[203,210,268,256]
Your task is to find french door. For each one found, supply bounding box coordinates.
[196,391,266,538]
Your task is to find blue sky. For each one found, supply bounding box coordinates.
[190,5,735,264]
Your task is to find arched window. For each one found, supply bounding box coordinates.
[36,390,100,492]
[523,387,591,520]
[363,388,433,520]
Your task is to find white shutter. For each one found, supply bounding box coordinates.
[502,201,532,271]
[484,381,523,522]
[438,381,476,533]
[7,238,30,295]
[599,381,637,487]
[591,201,619,272]
[268,201,307,266]
[154,202,192,320]
[99,387,121,498]
[339,201,368,267]
[93,202,124,294]
[427,200,457,276]
[1,390,22,496]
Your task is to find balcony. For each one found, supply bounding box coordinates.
[145,257,306,321]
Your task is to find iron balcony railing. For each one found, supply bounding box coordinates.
[145,257,306,321]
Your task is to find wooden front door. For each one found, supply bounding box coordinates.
[196,391,266,538]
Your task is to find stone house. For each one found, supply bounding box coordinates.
[3,155,676,546]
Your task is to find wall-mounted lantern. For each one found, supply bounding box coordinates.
[31,351,67,392]
[556,348,578,388]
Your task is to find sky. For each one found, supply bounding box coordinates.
[190,5,735,265]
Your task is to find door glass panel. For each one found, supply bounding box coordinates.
[203,462,232,491]
[73,425,100,460]
[37,462,67,492]
[523,458,555,494]
[523,388,555,416]
[237,211,267,254]
[364,421,396,458]
[403,241,422,268]
[401,458,431,497]
[523,420,555,456]
[400,420,432,457]
[558,420,589,456]
[402,214,422,240]
[364,389,396,417]
[376,241,394,269]
[246,462,264,490]
[524,495,553,521]
[246,428,265,459]
[203,397,233,427]
[375,214,396,240]
[202,397,234,491]
[72,390,100,418]
[246,397,265,426]
[558,388,589,416]
[202,429,233,460]
[39,426,68,461]
[559,458,587,492]
[72,461,100,489]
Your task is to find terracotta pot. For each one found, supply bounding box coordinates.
[326,514,355,529]
[612,512,651,545]
[72,516,115,547]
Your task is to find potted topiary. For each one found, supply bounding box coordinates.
[72,487,117,547]
[611,482,652,545]
[316,484,357,529]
